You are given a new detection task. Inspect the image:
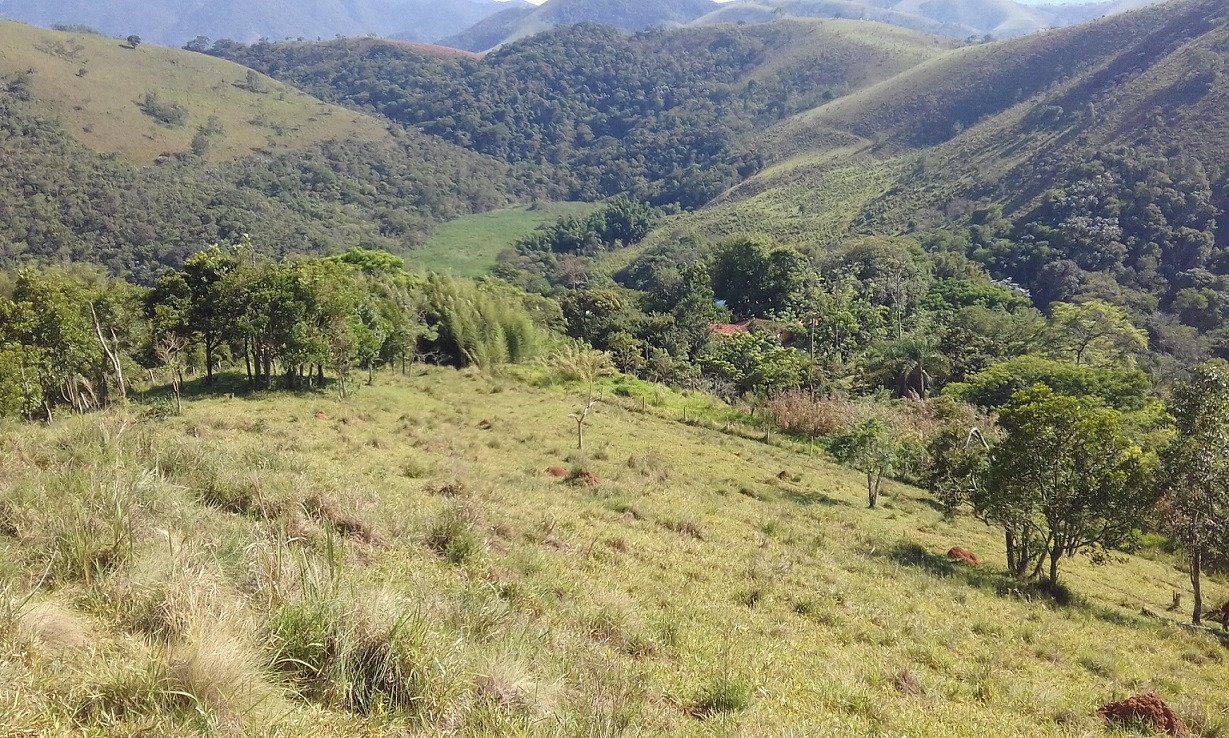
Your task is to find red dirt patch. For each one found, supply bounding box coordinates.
[946,546,979,566]
[1099,694,1188,737]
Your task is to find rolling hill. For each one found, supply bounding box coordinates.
[0,20,527,281]
[444,0,1167,51]
[440,0,718,51]
[209,20,955,208]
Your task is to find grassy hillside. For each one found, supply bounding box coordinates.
[412,202,597,277]
[440,0,718,51]
[3,367,1229,736]
[0,20,392,164]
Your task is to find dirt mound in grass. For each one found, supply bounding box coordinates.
[1099,694,1188,736]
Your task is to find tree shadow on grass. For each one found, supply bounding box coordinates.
[783,489,847,507]
[140,371,335,403]
[881,541,1173,630]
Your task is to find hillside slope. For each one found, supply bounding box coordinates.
[0,22,527,280]
[2,367,1227,736]
[209,20,954,207]
[440,0,718,51]
[662,0,1229,272]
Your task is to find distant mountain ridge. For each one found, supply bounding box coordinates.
[443,0,1166,52]
[441,0,718,51]
[0,0,528,46]
[2,0,1167,53]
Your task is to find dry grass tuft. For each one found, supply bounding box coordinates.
[303,493,378,544]
[167,623,276,723]
[17,601,91,653]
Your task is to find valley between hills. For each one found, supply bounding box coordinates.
[4,1,1229,736]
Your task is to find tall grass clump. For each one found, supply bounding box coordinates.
[426,503,483,565]
[422,274,543,369]
[268,590,461,720]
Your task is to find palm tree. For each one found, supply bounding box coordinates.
[868,330,950,398]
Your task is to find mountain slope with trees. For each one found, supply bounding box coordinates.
[207,20,954,208]
[0,22,528,282]
[653,0,1229,357]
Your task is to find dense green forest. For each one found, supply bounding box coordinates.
[204,22,950,208]
[0,91,526,283]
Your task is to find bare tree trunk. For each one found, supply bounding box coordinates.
[1192,547,1203,626]
[92,305,126,404]
[1049,542,1061,585]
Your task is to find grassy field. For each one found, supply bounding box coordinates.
[2,366,1228,737]
[412,203,597,277]
[0,20,392,164]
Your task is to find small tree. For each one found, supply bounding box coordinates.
[155,333,186,413]
[979,385,1151,585]
[126,35,142,49]
[548,344,613,450]
[1156,363,1229,625]
[829,417,905,509]
[923,424,992,516]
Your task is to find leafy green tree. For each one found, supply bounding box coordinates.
[699,329,810,396]
[979,386,1151,584]
[182,246,240,382]
[711,237,808,320]
[828,417,907,509]
[1048,300,1147,366]
[944,355,1150,411]
[1156,363,1229,625]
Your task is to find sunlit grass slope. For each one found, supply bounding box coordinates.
[0,20,392,164]
[412,203,597,277]
[2,367,1228,736]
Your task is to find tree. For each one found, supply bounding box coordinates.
[1156,363,1229,625]
[181,247,240,382]
[978,386,1151,585]
[711,237,808,320]
[828,418,907,509]
[125,35,141,49]
[1048,301,1147,366]
[548,344,614,450]
[155,333,187,414]
[699,329,810,396]
[867,329,950,398]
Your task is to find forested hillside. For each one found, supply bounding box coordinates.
[0,22,526,282]
[646,0,1229,359]
[207,21,953,208]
